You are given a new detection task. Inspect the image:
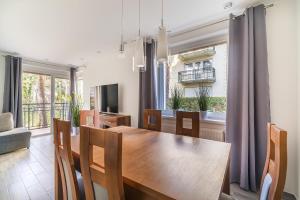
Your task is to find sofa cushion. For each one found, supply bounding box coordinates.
[0,113,14,132]
[0,127,30,137]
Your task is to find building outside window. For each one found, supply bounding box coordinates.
[157,43,227,118]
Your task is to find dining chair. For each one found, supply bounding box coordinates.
[176,111,199,138]
[143,109,162,131]
[259,123,287,200]
[80,126,124,200]
[80,110,100,127]
[53,118,84,200]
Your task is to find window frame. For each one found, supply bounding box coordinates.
[157,41,228,120]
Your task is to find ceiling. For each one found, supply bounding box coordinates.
[0,0,260,66]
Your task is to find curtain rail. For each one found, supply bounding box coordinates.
[170,4,274,38]
[0,50,78,69]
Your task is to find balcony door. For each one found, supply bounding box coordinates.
[54,78,70,120]
[22,72,70,135]
[22,72,52,130]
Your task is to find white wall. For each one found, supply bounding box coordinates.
[82,50,139,127]
[211,43,227,97]
[0,56,5,113]
[266,0,299,197]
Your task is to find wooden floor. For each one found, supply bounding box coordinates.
[0,135,293,200]
[0,135,54,200]
[30,128,51,137]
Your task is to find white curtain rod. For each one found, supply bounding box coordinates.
[170,3,274,38]
[0,50,78,69]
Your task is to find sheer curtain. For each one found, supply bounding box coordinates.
[226,5,270,191]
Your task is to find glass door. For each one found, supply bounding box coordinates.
[22,72,52,131]
[54,78,70,120]
[22,72,71,136]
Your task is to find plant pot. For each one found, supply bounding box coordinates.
[200,111,207,120]
[72,127,80,135]
[172,109,178,117]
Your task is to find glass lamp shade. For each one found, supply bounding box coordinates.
[132,36,146,72]
[118,51,126,58]
[157,25,168,63]
[118,42,126,58]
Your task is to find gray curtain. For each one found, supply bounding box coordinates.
[138,39,157,128]
[226,5,270,192]
[70,67,76,97]
[2,56,23,128]
[69,67,77,122]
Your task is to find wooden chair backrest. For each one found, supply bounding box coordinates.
[143,109,162,131]
[53,118,80,200]
[260,123,287,200]
[80,126,124,200]
[176,111,199,138]
[80,110,100,127]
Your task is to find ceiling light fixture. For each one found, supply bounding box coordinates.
[132,0,146,72]
[157,0,168,64]
[119,0,126,58]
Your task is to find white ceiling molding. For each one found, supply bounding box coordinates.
[0,49,78,79]
[169,18,228,54]
[22,58,74,79]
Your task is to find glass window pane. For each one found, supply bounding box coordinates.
[22,73,51,129]
[163,43,227,113]
[55,78,70,120]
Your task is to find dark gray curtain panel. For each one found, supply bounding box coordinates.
[2,56,23,128]
[226,5,270,192]
[69,67,77,121]
[70,67,76,97]
[138,39,157,128]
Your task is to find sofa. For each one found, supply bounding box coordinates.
[0,113,31,154]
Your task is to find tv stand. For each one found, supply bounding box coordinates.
[99,112,131,128]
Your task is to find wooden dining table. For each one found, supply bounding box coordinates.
[56,126,231,200]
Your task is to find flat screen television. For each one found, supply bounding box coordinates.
[101,84,118,113]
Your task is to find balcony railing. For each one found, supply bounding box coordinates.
[178,67,216,84]
[23,103,69,130]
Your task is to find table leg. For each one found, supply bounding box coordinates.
[222,162,230,195]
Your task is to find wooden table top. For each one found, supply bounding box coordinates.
[71,126,231,200]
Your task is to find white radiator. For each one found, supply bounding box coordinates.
[161,117,226,142]
[200,128,225,142]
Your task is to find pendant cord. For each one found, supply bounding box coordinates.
[121,0,124,43]
[138,0,141,36]
[161,0,164,26]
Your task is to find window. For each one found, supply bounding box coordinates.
[158,43,227,115]
[184,63,193,71]
[22,72,71,130]
[22,73,51,129]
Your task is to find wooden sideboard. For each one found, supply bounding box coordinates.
[99,113,131,128]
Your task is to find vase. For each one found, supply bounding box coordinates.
[72,127,80,135]
[200,111,207,120]
[172,109,177,117]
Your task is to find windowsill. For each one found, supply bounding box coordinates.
[162,110,226,125]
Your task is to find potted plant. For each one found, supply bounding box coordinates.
[69,94,83,134]
[169,85,183,116]
[195,84,211,119]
